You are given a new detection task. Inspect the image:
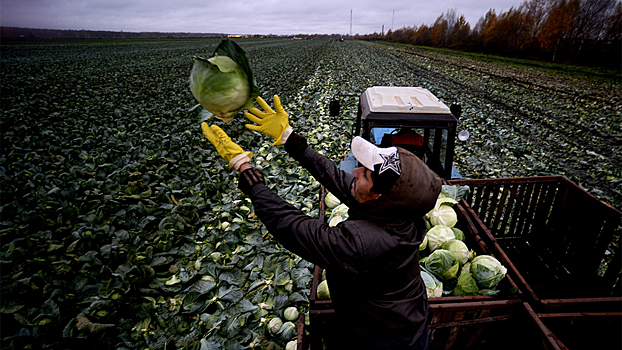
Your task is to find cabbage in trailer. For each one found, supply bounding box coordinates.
[317,280,331,300]
[421,266,444,298]
[427,197,458,227]
[438,184,470,202]
[470,255,508,289]
[442,239,470,264]
[425,225,456,252]
[423,249,461,282]
[452,263,480,296]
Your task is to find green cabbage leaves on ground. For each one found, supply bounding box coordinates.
[1,39,619,349]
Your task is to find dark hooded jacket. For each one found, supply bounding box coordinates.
[240,132,442,349]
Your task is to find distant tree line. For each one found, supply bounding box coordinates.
[362,0,622,69]
[0,27,229,41]
[0,27,348,42]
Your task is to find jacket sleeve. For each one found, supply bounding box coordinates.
[284,131,358,208]
[245,182,364,273]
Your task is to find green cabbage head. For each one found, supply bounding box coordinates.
[420,266,443,298]
[268,317,283,333]
[278,321,297,342]
[328,203,349,227]
[452,268,480,296]
[325,192,341,209]
[470,255,507,289]
[317,280,331,300]
[189,39,259,122]
[424,249,461,282]
[420,235,428,252]
[286,340,297,350]
[426,225,456,251]
[442,239,470,264]
[428,204,458,227]
[189,55,253,123]
[283,306,299,321]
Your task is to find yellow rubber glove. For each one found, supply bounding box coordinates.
[244,95,292,145]
[201,123,252,170]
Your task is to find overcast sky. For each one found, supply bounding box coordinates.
[1,0,528,35]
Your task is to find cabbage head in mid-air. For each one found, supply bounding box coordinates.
[189,39,259,122]
[470,255,508,289]
[423,249,461,282]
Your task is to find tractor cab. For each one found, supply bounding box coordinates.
[331,86,466,180]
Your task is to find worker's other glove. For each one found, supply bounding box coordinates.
[201,123,252,170]
[244,95,292,145]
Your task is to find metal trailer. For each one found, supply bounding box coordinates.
[449,176,622,349]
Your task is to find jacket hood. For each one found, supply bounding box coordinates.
[351,147,442,221]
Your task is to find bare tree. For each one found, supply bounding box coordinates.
[603,1,622,42]
[520,0,555,50]
[571,0,618,54]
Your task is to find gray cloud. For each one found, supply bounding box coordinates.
[0,0,527,35]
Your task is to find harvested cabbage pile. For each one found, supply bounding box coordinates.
[420,185,508,297]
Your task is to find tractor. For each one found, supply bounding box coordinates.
[330,86,467,179]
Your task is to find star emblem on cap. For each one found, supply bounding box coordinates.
[379,150,401,175]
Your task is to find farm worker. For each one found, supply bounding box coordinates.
[201,95,442,350]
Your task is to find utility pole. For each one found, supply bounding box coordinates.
[392,10,395,31]
[350,9,352,37]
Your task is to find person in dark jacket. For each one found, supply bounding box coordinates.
[201,95,442,349]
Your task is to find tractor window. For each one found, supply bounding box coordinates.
[371,127,449,178]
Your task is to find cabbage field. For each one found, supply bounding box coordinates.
[1,39,620,349]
